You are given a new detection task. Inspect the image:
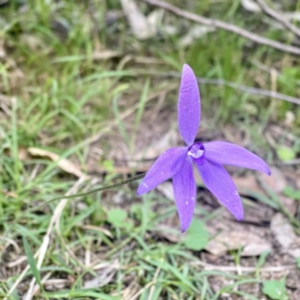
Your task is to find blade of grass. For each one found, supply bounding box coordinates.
[112,94,130,147]
[131,78,150,152]
[22,236,43,293]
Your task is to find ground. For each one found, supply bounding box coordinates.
[0,0,300,299]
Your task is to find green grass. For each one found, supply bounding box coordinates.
[1,0,300,299]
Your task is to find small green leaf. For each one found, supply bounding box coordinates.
[283,186,300,200]
[262,279,288,300]
[183,219,209,250]
[23,236,43,290]
[107,208,132,229]
[276,147,295,161]
[102,159,114,172]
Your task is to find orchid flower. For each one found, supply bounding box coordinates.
[137,64,271,232]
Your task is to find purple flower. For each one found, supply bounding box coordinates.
[137,64,271,232]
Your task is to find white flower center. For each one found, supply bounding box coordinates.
[188,149,204,159]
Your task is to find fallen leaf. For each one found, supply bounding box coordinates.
[147,9,177,36]
[241,0,261,12]
[147,9,164,32]
[270,213,300,258]
[28,147,86,178]
[120,0,155,40]
[205,230,271,257]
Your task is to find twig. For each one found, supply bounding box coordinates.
[254,0,300,38]
[145,70,300,105]
[197,76,300,105]
[191,260,297,272]
[143,0,300,55]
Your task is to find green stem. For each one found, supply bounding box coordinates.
[30,173,146,211]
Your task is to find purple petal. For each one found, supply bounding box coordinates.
[172,157,196,232]
[137,147,188,196]
[178,64,201,146]
[204,141,271,175]
[196,159,244,220]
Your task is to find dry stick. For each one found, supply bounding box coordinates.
[254,0,300,38]
[191,260,297,273]
[144,0,300,55]
[6,178,85,300]
[140,69,300,105]
[185,73,300,105]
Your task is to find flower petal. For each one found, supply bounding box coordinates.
[172,157,196,232]
[196,159,244,220]
[204,141,271,175]
[137,147,188,196]
[178,64,201,146]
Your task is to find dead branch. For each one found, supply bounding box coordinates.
[143,0,300,55]
[138,70,300,105]
[254,0,300,38]
[190,260,297,273]
[195,76,300,105]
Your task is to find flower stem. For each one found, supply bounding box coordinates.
[31,173,146,211]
